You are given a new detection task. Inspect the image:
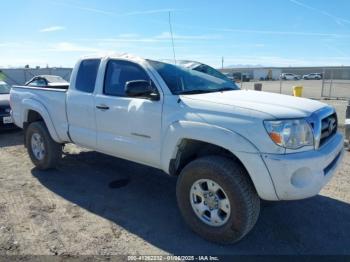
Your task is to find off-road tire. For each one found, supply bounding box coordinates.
[176,155,260,244]
[25,121,62,170]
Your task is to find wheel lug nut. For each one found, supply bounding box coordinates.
[204,201,207,205]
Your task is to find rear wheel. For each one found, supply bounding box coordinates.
[25,121,62,170]
[176,156,260,244]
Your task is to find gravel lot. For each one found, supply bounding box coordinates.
[0,128,349,256]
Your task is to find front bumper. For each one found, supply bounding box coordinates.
[263,132,344,200]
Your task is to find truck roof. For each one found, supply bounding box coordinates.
[81,53,148,64]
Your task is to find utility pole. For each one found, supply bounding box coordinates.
[221,57,224,69]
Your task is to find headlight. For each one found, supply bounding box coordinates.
[264,119,314,149]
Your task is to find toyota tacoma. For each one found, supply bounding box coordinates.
[10,54,344,243]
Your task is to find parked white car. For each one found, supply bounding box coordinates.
[25,75,69,89]
[10,54,344,243]
[303,73,322,80]
[280,73,301,80]
[176,60,236,83]
[222,72,235,82]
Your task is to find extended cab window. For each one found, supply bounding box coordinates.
[104,60,149,96]
[76,59,101,93]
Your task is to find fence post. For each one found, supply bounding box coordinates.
[345,100,350,143]
[23,69,26,84]
[345,100,350,148]
[279,77,282,94]
[321,68,325,97]
[328,69,333,98]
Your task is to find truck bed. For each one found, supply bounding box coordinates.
[10,86,70,142]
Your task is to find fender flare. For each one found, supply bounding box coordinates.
[161,120,258,172]
[160,120,278,200]
[22,98,61,143]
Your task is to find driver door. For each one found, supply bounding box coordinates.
[94,59,162,167]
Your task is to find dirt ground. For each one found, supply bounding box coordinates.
[0,129,349,256]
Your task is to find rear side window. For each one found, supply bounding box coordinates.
[104,60,149,96]
[76,59,101,93]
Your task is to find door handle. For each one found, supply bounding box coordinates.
[96,105,110,110]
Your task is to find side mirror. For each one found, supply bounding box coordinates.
[125,80,159,100]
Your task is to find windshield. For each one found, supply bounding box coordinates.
[0,82,10,94]
[147,60,239,95]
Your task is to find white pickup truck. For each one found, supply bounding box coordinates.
[10,54,344,244]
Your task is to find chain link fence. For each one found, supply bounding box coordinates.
[321,67,350,99]
[221,67,350,100]
[0,68,72,86]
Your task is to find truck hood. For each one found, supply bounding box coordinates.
[180,90,327,119]
[0,94,10,106]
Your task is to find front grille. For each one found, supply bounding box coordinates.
[0,105,11,115]
[319,112,337,147]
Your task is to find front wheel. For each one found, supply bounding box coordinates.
[176,156,260,244]
[25,121,62,170]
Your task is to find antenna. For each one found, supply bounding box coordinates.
[168,11,176,64]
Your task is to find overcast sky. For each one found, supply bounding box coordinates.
[1,0,350,68]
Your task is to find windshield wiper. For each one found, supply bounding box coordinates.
[178,87,235,95]
[178,90,214,95]
[215,87,235,92]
